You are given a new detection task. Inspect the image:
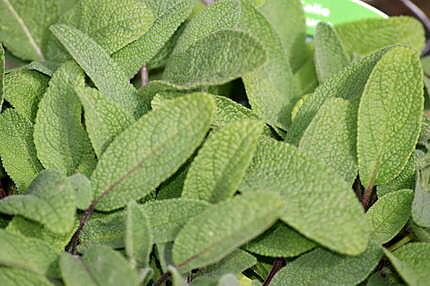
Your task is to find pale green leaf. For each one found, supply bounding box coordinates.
[3,69,48,122]
[0,109,43,191]
[59,253,97,286]
[299,98,357,184]
[69,173,92,210]
[218,274,240,286]
[358,47,423,188]
[50,24,141,115]
[0,44,4,111]
[91,93,215,211]
[293,56,318,95]
[33,61,96,175]
[75,86,135,157]
[335,17,425,57]
[212,95,261,128]
[125,201,153,268]
[411,223,430,242]
[156,243,174,273]
[314,22,349,83]
[271,241,383,286]
[244,223,316,258]
[241,137,369,255]
[0,267,55,286]
[412,168,430,228]
[172,191,284,271]
[378,155,416,197]
[367,189,414,244]
[0,0,58,60]
[168,266,187,286]
[384,242,430,286]
[0,169,76,234]
[113,0,195,78]
[182,120,263,203]
[0,229,59,277]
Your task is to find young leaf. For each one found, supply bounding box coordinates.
[357,47,423,188]
[0,109,43,191]
[299,98,357,184]
[60,246,140,286]
[384,243,430,286]
[0,229,59,277]
[172,191,284,271]
[244,223,316,258]
[335,17,425,57]
[0,169,76,234]
[0,0,58,60]
[75,86,135,157]
[91,93,215,211]
[412,169,430,228]
[0,44,4,111]
[113,0,194,78]
[182,120,263,203]
[314,22,349,82]
[271,241,383,286]
[378,154,416,197]
[3,69,48,122]
[167,266,187,286]
[50,24,141,115]
[367,189,414,244]
[125,201,153,268]
[241,137,369,255]
[0,267,55,286]
[33,61,96,176]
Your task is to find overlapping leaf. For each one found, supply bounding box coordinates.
[0,267,55,286]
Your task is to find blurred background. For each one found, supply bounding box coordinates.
[365,0,430,16]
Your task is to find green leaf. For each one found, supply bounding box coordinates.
[367,189,414,244]
[113,0,196,78]
[271,241,383,286]
[241,137,368,255]
[125,201,153,268]
[0,229,59,277]
[45,0,154,62]
[168,266,187,286]
[244,223,316,258]
[0,267,55,286]
[172,191,284,271]
[0,44,4,111]
[75,86,135,157]
[299,98,357,184]
[212,95,261,128]
[378,154,416,197]
[357,47,423,188]
[60,246,140,286]
[50,24,141,115]
[0,0,58,61]
[33,61,96,176]
[314,22,349,83]
[91,93,215,211]
[412,169,430,228]
[3,69,48,122]
[69,173,93,210]
[335,17,425,57]
[384,242,430,286]
[182,120,263,203]
[0,109,43,191]
[0,169,76,234]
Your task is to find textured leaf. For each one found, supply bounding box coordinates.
[299,98,357,184]
[182,120,263,203]
[384,243,430,286]
[0,44,4,111]
[378,154,416,197]
[60,246,140,286]
[69,173,92,210]
[0,229,59,277]
[50,24,141,115]
[164,29,266,87]
[45,0,154,62]
[271,241,383,286]
[0,169,76,234]
[91,93,215,211]
[293,56,318,95]
[172,191,284,271]
[244,223,316,258]
[113,0,194,78]
[75,86,135,157]
[3,69,48,122]
[212,95,261,128]
[168,266,187,286]
[0,0,58,60]
[412,169,430,228]
[335,17,425,57]
[0,109,43,191]
[34,61,95,175]
[314,22,349,83]
[0,267,55,286]
[125,201,153,268]
[357,47,423,188]
[241,137,368,255]
[367,189,413,244]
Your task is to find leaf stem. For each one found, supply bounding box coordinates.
[140,65,149,87]
[262,258,285,286]
[202,0,215,6]
[361,186,375,210]
[387,233,414,252]
[152,272,171,286]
